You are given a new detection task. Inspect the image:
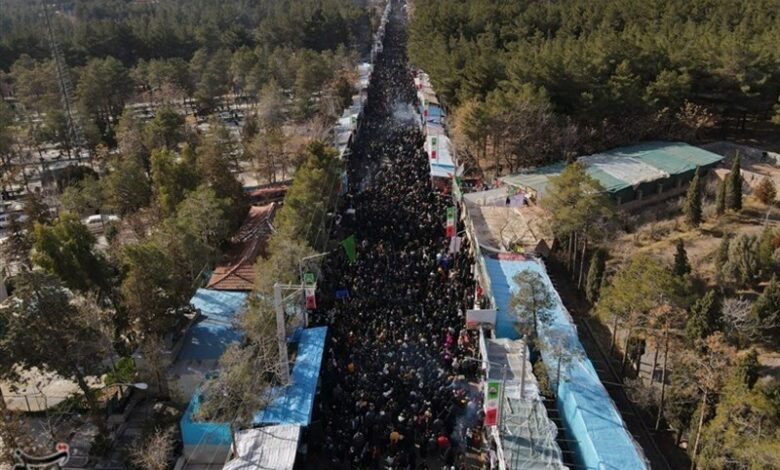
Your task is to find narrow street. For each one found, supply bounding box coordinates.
[306,2,483,468]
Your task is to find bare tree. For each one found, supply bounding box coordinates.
[685,333,736,469]
[624,377,659,413]
[721,297,759,346]
[195,296,283,442]
[675,101,716,141]
[647,303,685,430]
[139,335,172,398]
[130,426,176,470]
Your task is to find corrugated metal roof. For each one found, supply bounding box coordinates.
[222,425,301,470]
[252,327,327,426]
[179,289,248,361]
[486,338,567,470]
[503,142,723,196]
[208,203,276,291]
[502,163,565,197]
[582,153,668,190]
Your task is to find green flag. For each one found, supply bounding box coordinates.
[487,380,501,401]
[341,235,357,263]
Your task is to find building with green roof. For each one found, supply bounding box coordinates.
[504,141,724,207]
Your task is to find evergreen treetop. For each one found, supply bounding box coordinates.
[673,239,691,277]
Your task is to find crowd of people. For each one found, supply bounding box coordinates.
[310,3,484,469]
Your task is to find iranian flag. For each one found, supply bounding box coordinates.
[446,206,456,237]
[484,380,501,426]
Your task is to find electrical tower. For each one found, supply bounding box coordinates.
[41,0,89,162]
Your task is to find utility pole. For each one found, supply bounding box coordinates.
[41,0,89,164]
[274,283,291,384]
[273,282,310,384]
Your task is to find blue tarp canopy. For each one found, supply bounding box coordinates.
[252,326,328,426]
[430,163,456,178]
[179,288,248,361]
[181,326,328,447]
[180,391,232,446]
[484,257,649,470]
[427,104,445,119]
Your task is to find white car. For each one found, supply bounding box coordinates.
[82,214,120,231]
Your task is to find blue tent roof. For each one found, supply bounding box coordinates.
[180,390,232,446]
[252,326,328,426]
[484,257,649,470]
[180,326,328,446]
[179,289,248,361]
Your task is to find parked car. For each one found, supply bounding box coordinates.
[82,214,120,232]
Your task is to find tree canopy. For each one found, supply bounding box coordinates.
[0,271,114,429]
[32,213,112,296]
[409,0,780,168]
[510,270,555,340]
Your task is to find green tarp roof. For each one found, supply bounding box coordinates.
[504,141,724,196]
[503,162,564,196]
[626,141,724,175]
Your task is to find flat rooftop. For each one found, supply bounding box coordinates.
[463,187,552,254]
[504,141,724,197]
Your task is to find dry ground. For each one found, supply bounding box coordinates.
[609,176,780,376]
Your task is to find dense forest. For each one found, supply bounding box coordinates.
[0,0,372,69]
[408,0,780,173]
[0,0,376,147]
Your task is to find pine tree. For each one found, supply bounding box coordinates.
[685,291,720,347]
[724,234,760,287]
[751,274,780,329]
[726,155,742,211]
[735,349,760,389]
[715,177,727,216]
[684,167,703,226]
[585,249,606,303]
[1,214,32,266]
[757,226,776,276]
[715,234,731,282]
[673,239,691,277]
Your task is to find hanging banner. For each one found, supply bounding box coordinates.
[305,287,316,310]
[303,272,316,288]
[303,272,317,310]
[448,235,462,255]
[484,380,501,427]
[335,288,350,300]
